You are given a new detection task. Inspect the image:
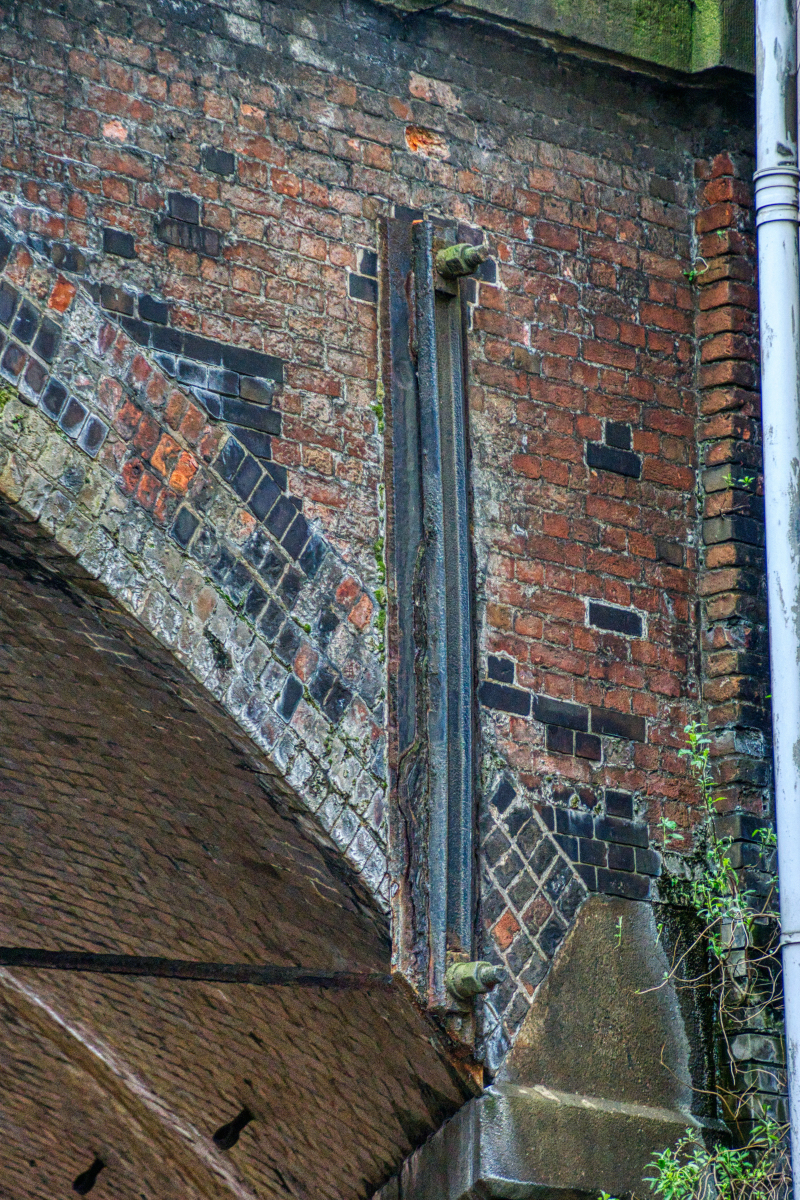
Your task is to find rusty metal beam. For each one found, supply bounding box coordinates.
[0,948,394,989]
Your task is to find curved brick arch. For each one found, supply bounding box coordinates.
[0,509,471,1197]
[0,220,389,906]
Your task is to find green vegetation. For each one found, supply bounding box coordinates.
[604,721,789,1200]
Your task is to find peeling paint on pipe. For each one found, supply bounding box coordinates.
[754,0,800,1176]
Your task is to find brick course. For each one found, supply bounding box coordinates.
[0,0,766,1108]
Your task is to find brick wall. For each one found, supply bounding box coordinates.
[0,0,764,1086]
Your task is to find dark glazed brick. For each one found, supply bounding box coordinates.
[635,848,662,877]
[13,301,38,344]
[596,869,650,900]
[261,548,288,589]
[0,282,18,327]
[590,707,646,742]
[552,832,577,859]
[607,843,635,872]
[203,146,236,176]
[539,915,567,958]
[491,777,516,813]
[202,229,221,257]
[207,368,240,396]
[558,878,586,921]
[532,694,588,731]
[265,495,297,540]
[535,804,555,832]
[530,836,556,875]
[282,514,310,560]
[275,622,302,666]
[505,809,528,838]
[323,680,352,724]
[317,608,340,647]
[59,397,87,437]
[249,474,281,521]
[239,377,275,405]
[487,655,514,683]
[220,344,283,383]
[215,438,245,484]
[168,192,200,224]
[605,421,632,449]
[0,231,10,269]
[33,318,60,363]
[23,358,47,395]
[264,461,287,489]
[139,295,169,324]
[120,317,151,346]
[40,379,67,418]
[50,243,86,273]
[170,506,200,548]
[279,567,304,610]
[605,790,634,820]
[219,397,282,434]
[244,582,267,620]
[578,838,607,867]
[178,359,208,386]
[575,732,601,760]
[232,455,262,501]
[1,342,26,378]
[309,664,337,706]
[576,863,598,891]
[278,674,303,721]
[157,217,207,253]
[594,816,649,847]
[259,600,285,642]
[151,325,183,354]
[359,248,378,277]
[103,228,136,258]
[586,442,642,479]
[231,426,271,459]
[588,601,643,637]
[546,725,573,755]
[299,535,326,578]
[478,680,531,716]
[555,808,593,839]
[183,333,223,366]
[100,284,134,316]
[348,273,378,303]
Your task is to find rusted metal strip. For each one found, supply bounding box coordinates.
[0,948,394,989]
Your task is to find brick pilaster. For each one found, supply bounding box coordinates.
[695,152,771,816]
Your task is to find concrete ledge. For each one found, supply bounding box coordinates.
[375,1082,726,1200]
[370,0,754,76]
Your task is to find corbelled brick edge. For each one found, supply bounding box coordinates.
[0,221,390,908]
[695,152,770,814]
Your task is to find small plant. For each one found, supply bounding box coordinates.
[645,1120,788,1200]
[683,257,709,284]
[723,472,756,491]
[617,722,790,1200]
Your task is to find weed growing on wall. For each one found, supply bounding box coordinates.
[604,721,790,1200]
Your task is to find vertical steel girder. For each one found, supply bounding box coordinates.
[386,213,480,1008]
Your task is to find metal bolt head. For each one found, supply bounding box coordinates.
[435,242,490,279]
[445,960,505,1001]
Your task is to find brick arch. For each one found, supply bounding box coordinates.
[0,503,471,1197]
[0,218,388,905]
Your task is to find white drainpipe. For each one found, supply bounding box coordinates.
[754,0,800,1172]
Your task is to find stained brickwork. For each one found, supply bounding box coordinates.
[0,227,389,906]
[694,153,770,814]
[0,508,469,1199]
[0,0,765,1126]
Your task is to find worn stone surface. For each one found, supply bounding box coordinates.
[376,896,724,1200]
